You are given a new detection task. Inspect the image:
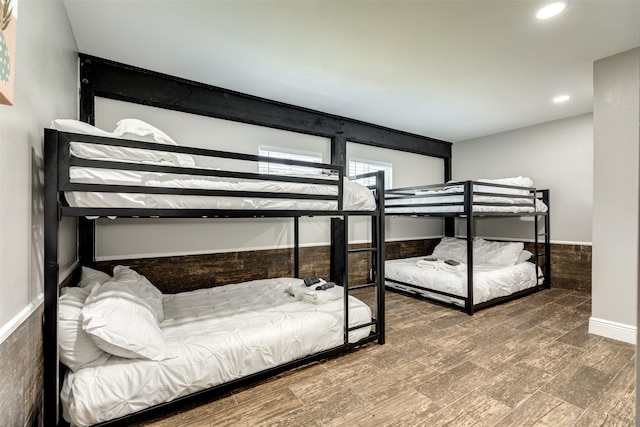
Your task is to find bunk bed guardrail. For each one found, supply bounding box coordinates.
[385,180,542,215]
[49,129,351,218]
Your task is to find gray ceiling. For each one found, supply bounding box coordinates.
[62,0,640,142]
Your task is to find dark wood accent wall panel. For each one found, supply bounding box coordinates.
[385,238,439,260]
[96,240,591,295]
[522,242,591,293]
[96,245,371,294]
[549,243,592,293]
[96,244,377,294]
[98,249,298,294]
[79,54,452,162]
[1,306,44,427]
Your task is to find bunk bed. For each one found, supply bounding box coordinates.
[43,124,386,426]
[384,178,550,315]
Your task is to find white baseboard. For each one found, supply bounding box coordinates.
[0,264,76,346]
[0,293,44,345]
[589,317,637,345]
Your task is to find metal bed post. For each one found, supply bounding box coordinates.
[542,190,551,288]
[43,129,61,425]
[330,217,345,286]
[534,192,540,286]
[342,214,350,345]
[464,181,474,315]
[78,217,96,268]
[375,170,385,343]
[444,155,455,237]
[533,189,552,290]
[293,217,300,278]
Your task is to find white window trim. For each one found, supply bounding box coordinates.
[349,157,393,188]
[258,145,323,175]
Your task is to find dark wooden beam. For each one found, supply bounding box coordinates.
[79,54,452,165]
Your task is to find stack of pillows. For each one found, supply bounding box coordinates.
[431,236,533,266]
[58,266,168,372]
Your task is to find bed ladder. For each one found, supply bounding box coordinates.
[534,189,551,288]
[329,213,385,344]
[329,170,386,345]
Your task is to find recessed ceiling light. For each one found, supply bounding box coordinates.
[553,95,571,103]
[536,1,570,19]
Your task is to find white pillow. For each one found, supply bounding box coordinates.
[58,287,107,371]
[473,239,524,266]
[431,237,468,263]
[475,177,534,196]
[113,118,177,146]
[431,237,526,266]
[52,118,196,167]
[113,118,195,167]
[51,119,114,138]
[111,265,164,322]
[77,266,111,291]
[517,250,534,264]
[81,281,167,360]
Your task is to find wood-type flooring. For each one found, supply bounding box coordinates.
[135,288,635,426]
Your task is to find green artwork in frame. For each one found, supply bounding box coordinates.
[0,0,17,105]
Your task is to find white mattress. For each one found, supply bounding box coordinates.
[385,256,541,306]
[386,178,548,214]
[66,167,377,212]
[61,277,372,426]
[386,194,548,214]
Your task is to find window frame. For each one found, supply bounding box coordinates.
[258,145,324,176]
[348,157,393,188]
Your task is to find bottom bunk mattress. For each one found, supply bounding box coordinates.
[61,277,372,426]
[385,256,542,306]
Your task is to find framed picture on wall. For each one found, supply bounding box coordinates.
[0,0,17,106]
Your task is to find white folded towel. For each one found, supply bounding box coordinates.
[300,286,344,305]
[286,279,326,299]
[416,259,466,272]
[416,259,440,269]
[440,262,465,272]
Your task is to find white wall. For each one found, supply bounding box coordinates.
[452,114,593,244]
[89,99,448,260]
[346,142,444,241]
[93,98,335,259]
[590,47,639,344]
[0,1,77,339]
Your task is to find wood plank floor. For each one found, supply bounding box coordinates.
[135,288,635,426]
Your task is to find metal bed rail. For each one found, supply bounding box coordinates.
[49,128,348,218]
[385,179,541,216]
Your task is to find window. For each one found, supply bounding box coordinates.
[258,146,323,176]
[349,158,393,188]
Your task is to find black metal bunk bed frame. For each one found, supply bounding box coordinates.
[43,129,386,426]
[385,180,551,315]
[43,53,452,426]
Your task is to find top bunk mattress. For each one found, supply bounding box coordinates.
[50,119,378,214]
[65,167,376,212]
[386,177,548,215]
[61,276,372,426]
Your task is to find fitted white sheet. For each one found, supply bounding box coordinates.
[385,256,541,306]
[61,277,372,427]
[386,178,548,214]
[386,193,548,214]
[66,166,377,212]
